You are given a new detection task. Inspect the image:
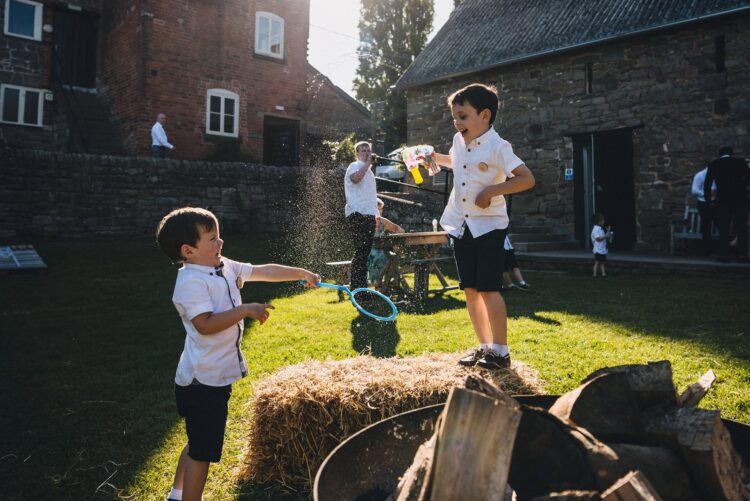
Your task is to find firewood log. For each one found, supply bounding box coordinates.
[644,405,750,500]
[582,361,677,410]
[600,470,662,500]
[607,444,696,499]
[394,432,438,501]
[549,372,642,440]
[428,387,522,501]
[509,407,629,500]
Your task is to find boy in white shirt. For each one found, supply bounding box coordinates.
[430,83,535,370]
[156,207,318,501]
[591,213,612,277]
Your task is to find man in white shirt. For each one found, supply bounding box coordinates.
[151,113,175,158]
[691,166,717,256]
[344,141,378,290]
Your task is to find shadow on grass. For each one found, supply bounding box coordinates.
[0,234,311,501]
[350,315,400,357]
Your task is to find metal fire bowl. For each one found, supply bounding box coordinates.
[313,395,750,501]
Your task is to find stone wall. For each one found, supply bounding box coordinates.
[405,14,750,253]
[0,148,307,240]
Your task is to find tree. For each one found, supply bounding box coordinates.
[354,0,433,151]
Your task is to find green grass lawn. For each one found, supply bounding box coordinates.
[1,234,749,500]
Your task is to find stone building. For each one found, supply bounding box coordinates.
[0,0,371,163]
[396,0,750,253]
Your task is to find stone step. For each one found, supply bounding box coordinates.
[513,240,581,252]
[509,232,572,243]
[508,225,555,234]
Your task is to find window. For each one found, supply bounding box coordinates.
[1,84,44,126]
[255,12,283,59]
[715,35,726,72]
[585,62,593,95]
[206,89,239,137]
[4,0,43,41]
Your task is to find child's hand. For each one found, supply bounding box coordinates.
[475,188,493,209]
[300,270,320,288]
[246,303,274,324]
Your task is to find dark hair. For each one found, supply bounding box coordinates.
[592,212,605,225]
[156,207,218,263]
[718,145,733,156]
[447,83,499,124]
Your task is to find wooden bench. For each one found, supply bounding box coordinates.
[670,206,719,256]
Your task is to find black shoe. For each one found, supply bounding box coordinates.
[477,351,511,370]
[458,349,485,367]
[516,283,531,291]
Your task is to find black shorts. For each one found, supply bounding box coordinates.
[594,253,607,262]
[504,249,518,271]
[175,382,232,462]
[451,227,507,292]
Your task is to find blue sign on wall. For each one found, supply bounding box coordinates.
[564,167,574,181]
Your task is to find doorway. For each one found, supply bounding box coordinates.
[263,116,299,166]
[52,8,98,88]
[572,128,636,251]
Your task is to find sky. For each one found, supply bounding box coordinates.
[308,0,454,98]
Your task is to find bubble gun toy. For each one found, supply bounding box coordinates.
[400,145,439,184]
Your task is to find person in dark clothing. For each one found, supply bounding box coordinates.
[704,146,749,261]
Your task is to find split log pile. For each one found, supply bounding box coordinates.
[393,361,750,501]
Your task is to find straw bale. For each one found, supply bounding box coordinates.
[238,352,544,492]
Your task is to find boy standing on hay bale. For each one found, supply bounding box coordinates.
[156,207,319,501]
[429,83,535,370]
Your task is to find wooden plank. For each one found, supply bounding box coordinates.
[428,387,521,501]
[601,470,663,501]
[678,369,717,407]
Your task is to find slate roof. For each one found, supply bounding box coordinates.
[395,0,750,90]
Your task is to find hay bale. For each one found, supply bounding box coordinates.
[239,353,544,491]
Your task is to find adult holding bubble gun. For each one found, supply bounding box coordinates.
[401,145,441,184]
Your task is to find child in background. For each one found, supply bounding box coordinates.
[156,207,319,501]
[591,212,611,277]
[367,198,405,284]
[429,83,535,370]
[500,235,530,291]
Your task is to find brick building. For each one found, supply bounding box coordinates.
[0,0,371,163]
[396,0,750,253]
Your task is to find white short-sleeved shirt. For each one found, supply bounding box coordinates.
[440,127,524,238]
[591,225,608,254]
[172,258,254,387]
[344,160,378,217]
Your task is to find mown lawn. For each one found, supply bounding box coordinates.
[1,234,748,500]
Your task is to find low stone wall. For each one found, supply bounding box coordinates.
[0,148,307,240]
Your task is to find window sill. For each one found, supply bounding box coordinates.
[253,52,286,64]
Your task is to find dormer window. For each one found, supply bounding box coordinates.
[4,0,43,41]
[255,12,283,59]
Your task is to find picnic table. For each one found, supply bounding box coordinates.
[373,231,458,301]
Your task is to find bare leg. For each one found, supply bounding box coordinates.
[172,444,190,490]
[601,263,607,277]
[593,262,598,277]
[479,291,507,345]
[465,288,492,344]
[512,267,524,283]
[502,271,513,287]
[183,457,210,501]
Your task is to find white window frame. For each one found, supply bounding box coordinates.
[254,11,284,59]
[205,89,239,138]
[4,0,43,41]
[0,84,45,127]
